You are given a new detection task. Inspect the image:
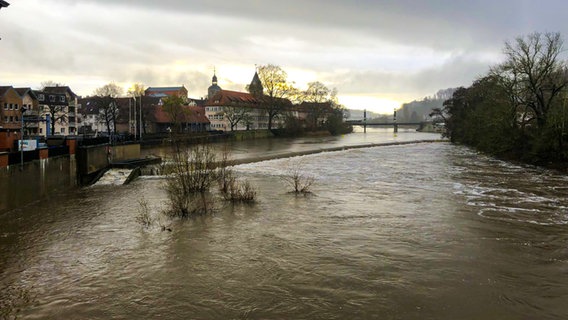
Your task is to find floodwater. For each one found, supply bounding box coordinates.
[1,128,568,319]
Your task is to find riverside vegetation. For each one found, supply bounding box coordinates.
[432,32,568,169]
[136,142,319,225]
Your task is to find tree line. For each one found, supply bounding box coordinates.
[245,64,350,135]
[432,32,568,167]
[79,64,351,138]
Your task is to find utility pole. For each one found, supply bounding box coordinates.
[20,106,26,170]
[139,96,143,141]
[363,109,367,133]
[393,108,398,134]
[128,98,132,136]
[133,96,137,139]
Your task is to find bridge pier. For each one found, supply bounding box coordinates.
[393,109,398,134]
[363,109,367,133]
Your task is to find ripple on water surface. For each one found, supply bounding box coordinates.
[1,143,568,319]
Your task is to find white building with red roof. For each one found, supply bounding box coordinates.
[205,89,268,131]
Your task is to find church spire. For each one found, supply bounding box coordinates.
[207,67,222,99]
[249,69,263,97]
[212,67,218,85]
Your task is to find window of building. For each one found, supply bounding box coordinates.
[61,128,65,134]
[15,104,19,110]
[40,128,43,134]
[3,103,7,109]
[9,116,13,122]
[38,94,45,101]
[60,96,65,103]
[3,116,7,122]
[49,95,55,103]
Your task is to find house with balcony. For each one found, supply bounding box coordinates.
[15,88,41,136]
[33,90,70,136]
[42,86,78,136]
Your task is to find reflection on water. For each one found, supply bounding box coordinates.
[1,133,568,319]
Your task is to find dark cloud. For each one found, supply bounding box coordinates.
[55,0,568,49]
[2,0,568,106]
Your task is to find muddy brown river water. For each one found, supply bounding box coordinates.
[1,129,567,319]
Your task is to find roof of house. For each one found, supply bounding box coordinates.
[146,86,186,92]
[189,98,206,107]
[78,98,104,115]
[14,87,35,98]
[298,101,334,110]
[0,86,13,97]
[43,86,77,98]
[115,97,135,108]
[137,95,161,106]
[145,86,188,97]
[153,105,210,124]
[206,90,260,106]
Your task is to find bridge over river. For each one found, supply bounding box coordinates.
[346,119,431,132]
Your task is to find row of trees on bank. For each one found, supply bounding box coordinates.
[245,64,350,135]
[432,32,568,165]
[81,64,350,137]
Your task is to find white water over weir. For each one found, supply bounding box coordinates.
[92,168,134,186]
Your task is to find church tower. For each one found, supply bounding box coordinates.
[207,68,222,98]
[248,70,263,97]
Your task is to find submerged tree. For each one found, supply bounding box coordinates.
[281,159,315,194]
[163,144,218,218]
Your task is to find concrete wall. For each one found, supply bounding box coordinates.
[76,143,141,176]
[112,143,140,162]
[0,155,76,214]
[76,144,109,175]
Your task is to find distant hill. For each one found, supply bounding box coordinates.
[397,88,457,123]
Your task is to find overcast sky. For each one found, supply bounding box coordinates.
[1,0,568,113]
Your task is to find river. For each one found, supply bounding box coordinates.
[1,128,567,319]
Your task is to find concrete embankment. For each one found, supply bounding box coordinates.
[225,139,447,166]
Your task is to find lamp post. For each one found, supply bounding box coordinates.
[133,96,137,139]
[139,95,143,141]
[20,106,27,170]
[393,108,398,134]
[363,109,367,133]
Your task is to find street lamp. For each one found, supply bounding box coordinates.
[139,95,143,141]
[20,105,27,170]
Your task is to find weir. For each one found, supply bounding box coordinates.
[92,168,137,186]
